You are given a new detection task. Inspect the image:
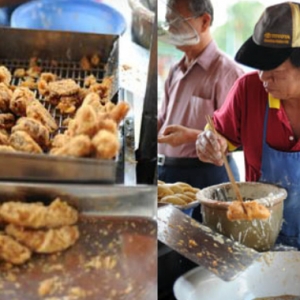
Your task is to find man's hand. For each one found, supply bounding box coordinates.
[195,130,228,166]
[158,125,200,147]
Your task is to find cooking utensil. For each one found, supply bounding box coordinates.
[157,205,260,281]
[0,27,135,183]
[206,115,243,202]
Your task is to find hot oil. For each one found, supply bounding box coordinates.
[0,215,157,300]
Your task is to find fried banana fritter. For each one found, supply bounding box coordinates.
[50,135,91,157]
[9,131,43,154]
[0,198,78,229]
[48,79,80,97]
[0,82,13,112]
[109,102,130,124]
[0,145,16,153]
[10,87,35,116]
[67,105,98,138]
[12,117,50,149]
[0,66,11,85]
[0,233,31,265]
[6,224,79,253]
[0,113,15,130]
[0,131,9,145]
[92,129,119,159]
[26,100,58,133]
[81,92,103,113]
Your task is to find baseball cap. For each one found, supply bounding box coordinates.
[235,2,300,70]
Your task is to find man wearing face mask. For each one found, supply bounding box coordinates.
[157,0,244,220]
[196,2,300,248]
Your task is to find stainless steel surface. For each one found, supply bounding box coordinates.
[0,182,157,217]
[0,182,157,300]
[0,27,136,183]
[157,205,260,281]
[0,152,116,183]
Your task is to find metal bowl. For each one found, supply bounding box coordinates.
[174,251,300,300]
[197,182,287,252]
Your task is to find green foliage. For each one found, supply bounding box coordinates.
[213,1,265,57]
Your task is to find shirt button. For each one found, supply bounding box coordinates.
[289,136,294,141]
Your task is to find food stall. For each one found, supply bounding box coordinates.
[0,1,157,299]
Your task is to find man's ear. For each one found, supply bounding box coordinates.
[201,13,211,32]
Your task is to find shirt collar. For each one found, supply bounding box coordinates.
[268,94,280,109]
[195,40,218,71]
[177,40,218,72]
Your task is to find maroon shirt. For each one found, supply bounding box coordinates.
[214,71,300,181]
[158,40,244,157]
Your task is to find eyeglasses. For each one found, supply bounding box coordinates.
[167,15,198,25]
[158,14,200,46]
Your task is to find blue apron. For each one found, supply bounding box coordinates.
[259,104,300,248]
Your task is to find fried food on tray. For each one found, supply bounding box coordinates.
[158,181,199,206]
[91,129,119,159]
[26,100,58,133]
[0,66,11,85]
[0,198,78,229]
[108,101,130,124]
[13,68,26,78]
[56,96,78,114]
[104,101,116,112]
[0,82,13,112]
[9,131,43,154]
[51,133,71,149]
[80,56,91,71]
[0,113,15,130]
[20,77,37,90]
[84,75,97,87]
[82,92,104,112]
[40,72,57,83]
[227,200,271,221]
[37,79,49,96]
[12,117,50,149]
[48,79,80,97]
[0,233,31,265]
[158,185,174,200]
[0,131,9,145]
[89,82,110,104]
[160,195,186,206]
[37,73,57,96]
[67,105,98,138]
[10,87,35,116]
[50,134,92,157]
[91,54,101,66]
[0,145,16,152]
[6,224,79,254]
[26,66,42,78]
[97,118,117,134]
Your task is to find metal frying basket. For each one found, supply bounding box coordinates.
[0,27,133,183]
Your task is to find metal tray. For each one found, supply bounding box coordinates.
[0,182,157,300]
[0,27,128,183]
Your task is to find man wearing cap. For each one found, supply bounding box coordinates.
[196,2,300,248]
[157,0,244,220]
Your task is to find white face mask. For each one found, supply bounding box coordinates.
[158,1,200,46]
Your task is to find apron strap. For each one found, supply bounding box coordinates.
[262,102,269,144]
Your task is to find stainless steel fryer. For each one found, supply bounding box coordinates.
[0,27,134,183]
[0,182,157,300]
